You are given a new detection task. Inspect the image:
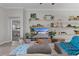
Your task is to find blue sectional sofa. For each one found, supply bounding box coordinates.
[55,36,79,55]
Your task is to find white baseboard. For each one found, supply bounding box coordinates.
[0,40,12,45]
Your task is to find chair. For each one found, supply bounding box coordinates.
[54,36,79,55]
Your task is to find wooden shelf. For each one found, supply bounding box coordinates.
[30,19,53,22]
[49,27,75,29]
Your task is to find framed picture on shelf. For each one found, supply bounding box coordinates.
[44,15,54,20]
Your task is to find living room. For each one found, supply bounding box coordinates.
[0,3,79,56]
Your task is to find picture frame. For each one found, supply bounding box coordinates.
[44,15,54,20]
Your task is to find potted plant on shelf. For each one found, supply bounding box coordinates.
[25,33,32,39]
[49,31,56,39]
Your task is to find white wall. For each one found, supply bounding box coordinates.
[0,8,11,44]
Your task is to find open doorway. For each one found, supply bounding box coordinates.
[12,20,20,41]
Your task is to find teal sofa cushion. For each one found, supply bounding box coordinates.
[59,42,79,55]
[70,36,79,48]
[59,36,79,55]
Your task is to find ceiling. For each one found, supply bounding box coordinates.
[0,3,79,10]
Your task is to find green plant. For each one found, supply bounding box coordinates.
[49,31,56,39]
[25,33,31,39]
[49,31,56,36]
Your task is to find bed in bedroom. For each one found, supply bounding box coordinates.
[9,41,52,56]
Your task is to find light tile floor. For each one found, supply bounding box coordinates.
[0,41,19,56]
[0,42,12,56]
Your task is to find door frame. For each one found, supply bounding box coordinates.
[11,18,21,41]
